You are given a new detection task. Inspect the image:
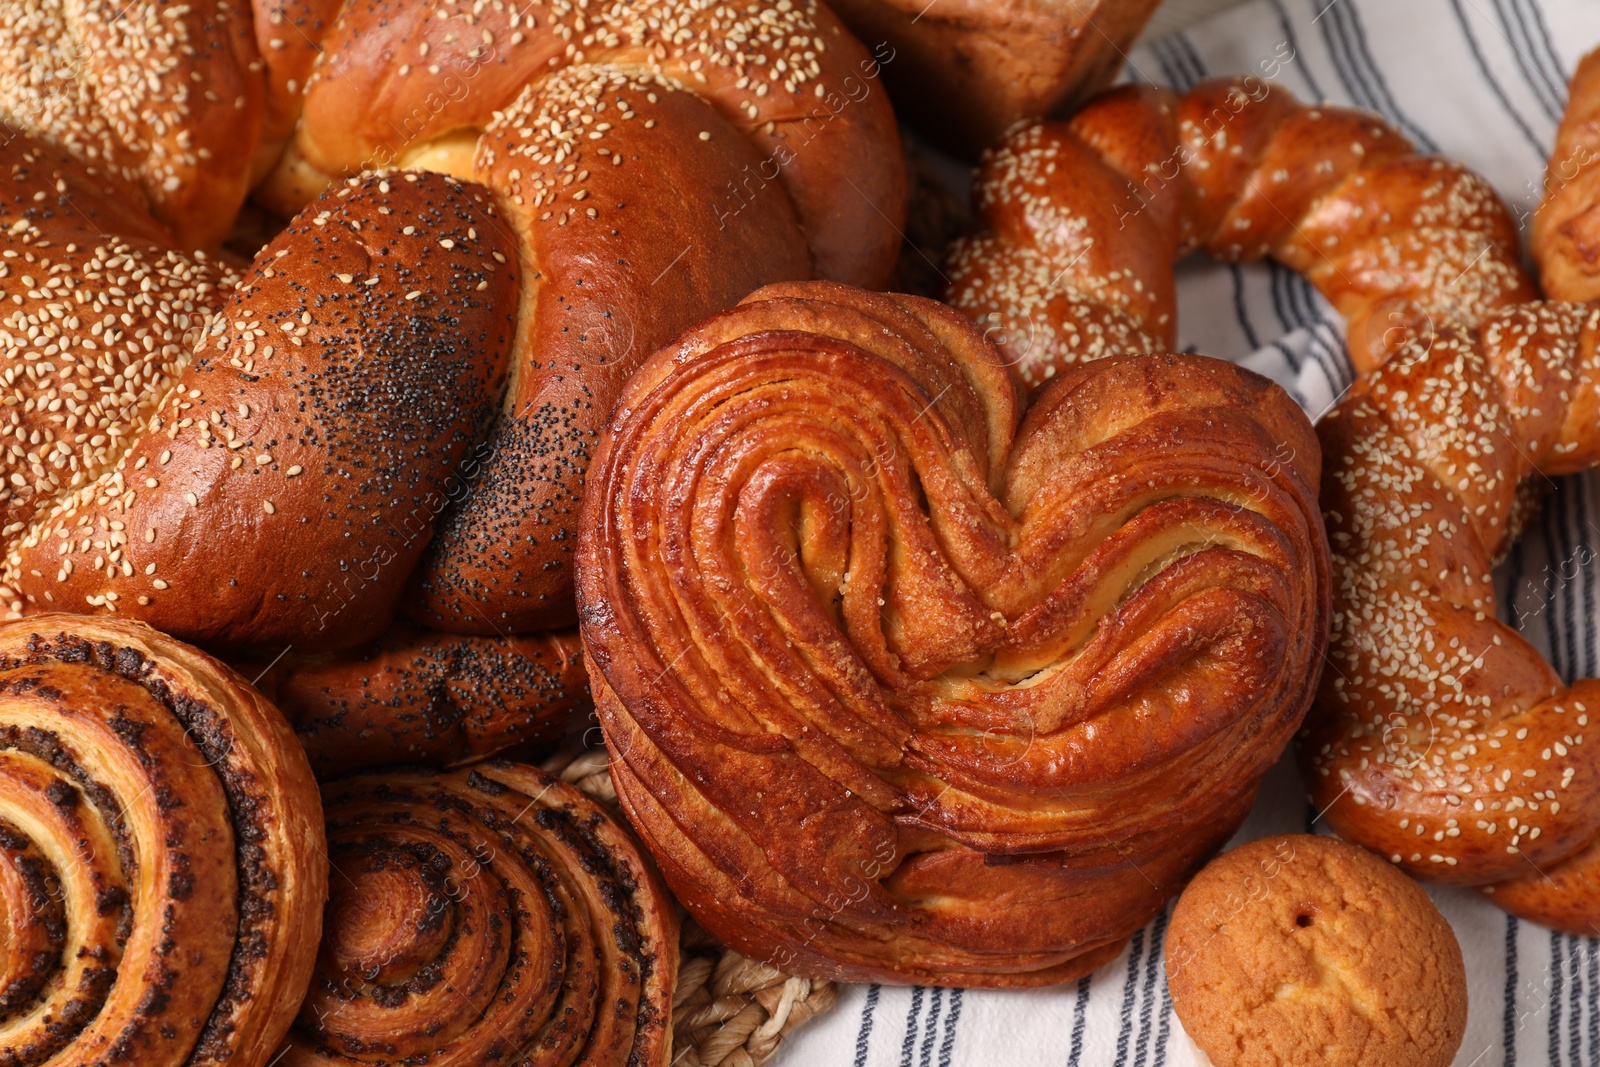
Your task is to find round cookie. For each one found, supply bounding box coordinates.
[1165,834,1466,1067]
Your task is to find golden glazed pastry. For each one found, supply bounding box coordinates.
[577,281,1330,985]
[0,0,903,765]
[0,614,326,1066]
[947,76,1600,934]
[946,79,1533,387]
[284,763,677,1067]
[1534,46,1600,302]
[244,626,586,776]
[826,0,1163,157]
[0,0,904,768]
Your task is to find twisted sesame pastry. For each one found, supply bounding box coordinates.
[947,79,1534,387]
[0,135,238,544]
[577,281,1329,985]
[947,76,1600,933]
[0,131,608,773]
[1308,304,1600,924]
[0,0,905,640]
[1474,48,1600,937]
[285,762,677,1067]
[246,625,586,776]
[0,614,326,1067]
[0,1,264,251]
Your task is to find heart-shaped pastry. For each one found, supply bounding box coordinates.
[577,281,1331,985]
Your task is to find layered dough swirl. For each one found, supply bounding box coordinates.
[577,282,1330,985]
[284,764,677,1067]
[0,615,326,1066]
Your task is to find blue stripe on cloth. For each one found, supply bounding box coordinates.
[1447,0,1548,156]
[899,987,925,1067]
[852,985,881,1067]
[1568,933,1583,1066]
[1229,265,1267,355]
[1314,0,1442,150]
[1551,479,1578,681]
[1147,38,1190,90]
[937,989,962,1067]
[1549,929,1565,1066]
[1067,975,1093,1067]
[1267,0,1328,100]
[1496,0,1568,119]
[1172,33,1211,89]
[1576,477,1597,673]
[1133,909,1171,1067]
[1113,929,1146,1067]
[1517,0,1570,88]
[1504,914,1520,1067]
[1152,967,1175,1067]
[917,988,943,1067]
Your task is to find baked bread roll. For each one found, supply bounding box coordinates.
[828,0,1162,157]
[0,168,517,650]
[0,614,325,1066]
[577,281,1329,985]
[0,0,905,648]
[947,79,1534,388]
[285,763,677,1067]
[946,76,1600,934]
[1534,46,1600,301]
[245,626,586,776]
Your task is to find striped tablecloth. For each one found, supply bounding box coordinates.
[774,0,1600,1063]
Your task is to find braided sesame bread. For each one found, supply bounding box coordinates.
[0,0,904,652]
[947,76,1600,935]
[948,79,1533,388]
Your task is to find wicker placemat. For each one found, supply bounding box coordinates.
[543,748,838,1067]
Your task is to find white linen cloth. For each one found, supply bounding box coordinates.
[773,0,1600,1063]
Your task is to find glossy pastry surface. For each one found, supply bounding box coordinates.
[578,282,1330,985]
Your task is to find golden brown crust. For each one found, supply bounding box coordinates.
[0,137,237,542]
[0,0,906,647]
[1304,304,1600,885]
[1534,47,1600,302]
[1166,835,1467,1067]
[247,625,587,776]
[285,763,677,1067]
[2,170,519,650]
[0,613,326,1067]
[270,0,903,633]
[577,282,1329,985]
[827,0,1162,158]
[947,79,1534,387]
[0,0,265,250]
[402,69,812,632]
[1481,831,1600,937]
[273,0,902,289]
[948,72,1600,915]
